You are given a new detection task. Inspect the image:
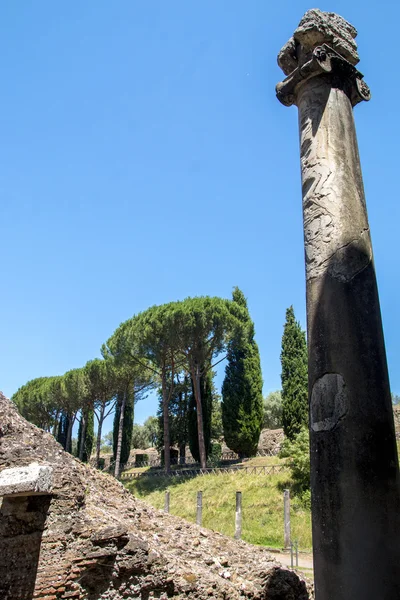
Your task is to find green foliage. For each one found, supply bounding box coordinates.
[280,426,310,499]
[103,318,154,476]
[143,416,159,447]
[173,295,246,468]
[63,368,88,417]
[12,376,60,431]
[62,368,90,453]
[84,358,116,409]
[207,442,222,466]
[13,292,258,477]
[102,431,113,447]
[113,392,134,465]
[280,306,308,441]
[188,369,213,462]
[211,396,223,440]
[71,437,78,457]
[222,288,263,456]
[133,303,183,470]
[131,423,151,449]
[173,296,240,360]
[77,409,94,462]
[263,390,283,429]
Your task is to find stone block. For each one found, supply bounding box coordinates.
[294,9,359,64]
[0,463,53,497]
[278,9,359,75]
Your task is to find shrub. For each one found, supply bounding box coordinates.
[280,426,310,497]
[207,442,222,466]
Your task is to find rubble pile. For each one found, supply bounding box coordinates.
[0,392,312,599]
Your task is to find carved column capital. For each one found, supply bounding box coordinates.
[275,9,371,107]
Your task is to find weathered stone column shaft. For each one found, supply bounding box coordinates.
[298,77,371,286]
[276,9,400,600]
[299,73,400,600]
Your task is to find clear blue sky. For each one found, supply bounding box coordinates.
[1,2,399,429]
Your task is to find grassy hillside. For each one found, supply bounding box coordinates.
[124,468,312,550]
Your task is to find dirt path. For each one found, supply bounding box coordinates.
[269,550,314,571]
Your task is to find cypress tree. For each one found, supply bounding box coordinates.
[57,413,69,450]
[221,287,263,457]
[113,391,134,466]
[77,410,94,462]
[85,410,94,460]
[280,306,308,441]
[188,369,213,463]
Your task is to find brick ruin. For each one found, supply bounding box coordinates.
[0,392,312,600]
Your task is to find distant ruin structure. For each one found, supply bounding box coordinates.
[276,9,400,599]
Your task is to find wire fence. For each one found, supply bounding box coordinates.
[160,487,311,561]
[120,463,290,480]
[113,449,283,472]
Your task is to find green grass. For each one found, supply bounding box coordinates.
[124,469,312,550]
[242,455,289,466]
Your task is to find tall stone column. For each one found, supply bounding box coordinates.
[276,10,400,599]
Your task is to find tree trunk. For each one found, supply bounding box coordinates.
[114,390,127,479]
[52,410,60,437]
[192,365,207,469]
[78,410,87,461]
[65,413,75,454]
[162,372,171,473]
[96,402,106,468]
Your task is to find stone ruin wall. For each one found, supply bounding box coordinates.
[0,392,313,600]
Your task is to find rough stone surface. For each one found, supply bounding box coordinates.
[310,374,347,432]
[0,392,313,600]
[278,9,359,75]
[0,463,53,496]
[257,429,284,456]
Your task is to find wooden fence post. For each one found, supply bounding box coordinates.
[164,490,170,513]
[284,489,291,548]
[196,491,203,526]
[235,491,242,540]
